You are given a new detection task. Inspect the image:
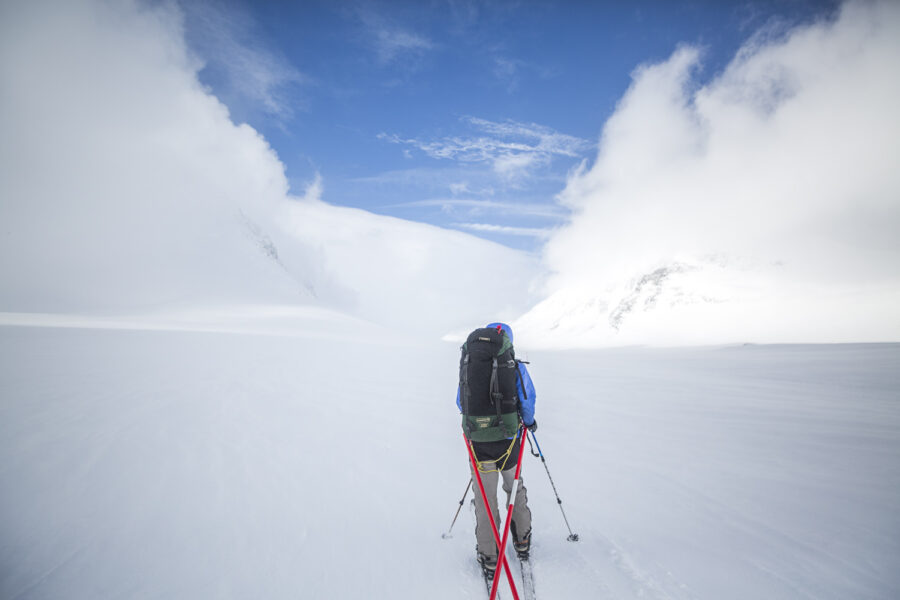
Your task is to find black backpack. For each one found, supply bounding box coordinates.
[459,326,521,442]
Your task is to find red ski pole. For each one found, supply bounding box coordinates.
[464,433,521,600]
[489,427,528,600]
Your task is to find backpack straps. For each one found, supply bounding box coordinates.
[515,360,528,401]
[461,352,471,434]
[489,357,501,403]
[490,357,503,431]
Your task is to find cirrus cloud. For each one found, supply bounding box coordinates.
[379,116,591,182]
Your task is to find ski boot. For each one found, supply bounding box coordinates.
[477,551,498,578]
[512,523,532,559]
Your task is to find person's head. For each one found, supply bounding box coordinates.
[486,322,513,343]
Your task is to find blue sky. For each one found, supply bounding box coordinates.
[183,0,840,251]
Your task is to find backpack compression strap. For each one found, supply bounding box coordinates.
[490,356,503,431]
[461,353,471,434]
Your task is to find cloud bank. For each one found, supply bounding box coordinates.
[0,0,538,334]
[0,0,307,312]
[516,0,900,347]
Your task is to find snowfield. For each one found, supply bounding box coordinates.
[2,315,898,599]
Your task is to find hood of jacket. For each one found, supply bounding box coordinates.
[485,322,513,344]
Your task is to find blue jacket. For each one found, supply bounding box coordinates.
[456,322,536,428]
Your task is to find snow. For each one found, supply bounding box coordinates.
[2,2,899,597]
[2,316,898,599]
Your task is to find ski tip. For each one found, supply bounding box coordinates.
[567,533,580,542]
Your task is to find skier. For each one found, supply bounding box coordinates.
[457,322,537,577]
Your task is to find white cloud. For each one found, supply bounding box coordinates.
[392,198,565,219]
[373,28,432,64]
[379,116,591,181]
[464,117,587,158]
[0,0,305,311]
[455,223,552,238]
[449,181,472,195]
[520,0,900,346]
[183,0,306,122]
[491,56,550,92]
[297,173,324,203]
[355,9,433,66]
[0,0,541,335]
[493,56,521,89]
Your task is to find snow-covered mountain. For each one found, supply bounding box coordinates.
[514,257,765,347]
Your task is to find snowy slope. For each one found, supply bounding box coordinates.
[513,257,900,349]
[2,319,898,599]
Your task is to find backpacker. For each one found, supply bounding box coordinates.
[459,326,521,442]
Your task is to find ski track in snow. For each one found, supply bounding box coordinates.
[1,321,899,599]
[10,543,90,600]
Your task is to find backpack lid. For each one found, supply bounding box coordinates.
[485,322,513,344]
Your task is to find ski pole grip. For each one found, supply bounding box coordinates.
[530,431,545,457]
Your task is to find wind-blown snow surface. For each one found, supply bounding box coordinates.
[2,319,898,599]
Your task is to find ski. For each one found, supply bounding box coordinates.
[480,553,532,600]
[480,568,505,599]
[518,556,536,600]
[481,566,494,597]
[480,562,510,599]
